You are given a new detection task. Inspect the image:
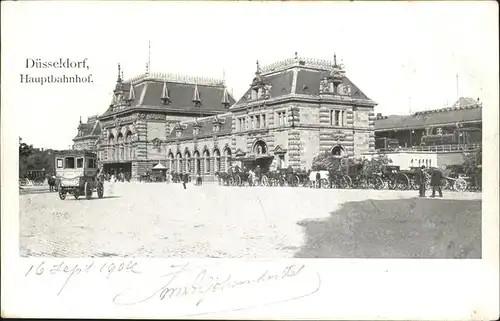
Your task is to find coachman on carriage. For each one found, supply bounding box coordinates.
[54,150,104,200]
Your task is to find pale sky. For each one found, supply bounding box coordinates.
[1,1,498,150]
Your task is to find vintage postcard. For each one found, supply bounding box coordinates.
[1,1,498,319]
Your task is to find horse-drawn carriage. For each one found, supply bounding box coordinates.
[442,165,469,192]
[54,150,104,200]
[380,165,412,190]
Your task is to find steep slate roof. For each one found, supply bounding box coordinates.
[375,101,482,131]
[102,73,236,117]
[235,56,373,105]
[167,113,233,141]
[296,69,370,100]
[74,117,101,140]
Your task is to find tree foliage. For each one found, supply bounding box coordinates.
[361,155,393,177]
[311,153,392,177]
[461,147,482,176]
[19,137,34,159]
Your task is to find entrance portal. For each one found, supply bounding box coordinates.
[331,145,346,157]
[103,162,132,176]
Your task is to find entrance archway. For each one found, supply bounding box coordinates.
[252,140,268,155]
[331,145,346,157]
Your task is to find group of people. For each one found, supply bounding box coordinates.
[415,165,444,198]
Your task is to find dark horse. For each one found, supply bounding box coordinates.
[47,175,57,192]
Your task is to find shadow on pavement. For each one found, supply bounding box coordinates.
[64,195,122,201]
[19,189,55,195]
[295,197,481,259]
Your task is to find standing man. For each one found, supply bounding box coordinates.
[431,167,444,198]
[416,165,426,197]
[182,173,188,190]
[316,171,321,188]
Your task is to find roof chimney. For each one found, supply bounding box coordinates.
[193,84,201,106]
[221,87,230,108]
[161,82,171,105]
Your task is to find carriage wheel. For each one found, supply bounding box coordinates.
[73,189,80,200]
[359,178,369,189]
[85,182,93,200]
[261,175,269,186]
[396,174,409,190]
[235,175,242,186]
[454,178,467,192]
[290,175,299,187]
[340,175,352,189]
[97,182,104,198]
[58,188,66,200]
[374,177,385,190]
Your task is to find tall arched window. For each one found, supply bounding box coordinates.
[331,145,346,157]
[176,152,182,173]
[193,151,200,175]
[185,151,191,174]
[108,134,115,161]
[214,149,221,172]
[223,147,232,172]
[125,131,133,160]
[203,150,211,174]
[168,152,174,172]
[253,140,268,155]
[117,133,124,160]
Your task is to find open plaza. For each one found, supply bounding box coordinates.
[19,182,481,259]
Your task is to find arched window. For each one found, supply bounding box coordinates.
[168,152,174,172]
[185,151,191,174]
[193,151,200,175]
[176,152,182,173]
[125,131,133,160]
[108,134,115,161]
[253,140,267,155]
[223,147,232,172]
[214,149,221,172]
[117,133,124,160]
[203,150,211,174]
[331,145,346,157]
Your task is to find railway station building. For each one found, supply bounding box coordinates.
[365,97,482,170]
[73,54,380,181]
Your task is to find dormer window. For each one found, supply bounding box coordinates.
[176,130,182,138]
[193,128,200,136]
[251,88,258,100]
[213,124,221,133]
[437,128,443,135]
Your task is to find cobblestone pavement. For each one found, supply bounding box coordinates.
[19,182,482,258]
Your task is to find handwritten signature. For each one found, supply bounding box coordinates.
[113,263,321,313]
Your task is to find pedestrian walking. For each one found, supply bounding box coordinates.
[182,173,187,189]
[431,167,444,198]
[316,171,321,188]
[416,165,426,197]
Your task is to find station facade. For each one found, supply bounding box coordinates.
[74,54,378,181]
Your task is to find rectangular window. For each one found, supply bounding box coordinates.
[340,111,344,126]
[56,158,63,169]
[330,110,334,125]
[262,114,266,128]
[256,115,260,128]
[65,157,75,169]
[76,158,84,168]
[86,158,96,169]
[283,111,287,125]
[335,110,340,126]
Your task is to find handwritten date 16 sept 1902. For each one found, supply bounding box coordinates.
[25,260,140,295]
